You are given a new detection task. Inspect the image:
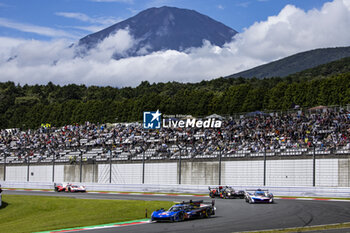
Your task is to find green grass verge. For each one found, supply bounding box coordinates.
[0,195,173,233]
[95,191,206,195]
[4,188,206,196]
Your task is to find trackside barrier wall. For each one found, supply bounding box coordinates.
[1,181,350,198]
[1,158,350,187]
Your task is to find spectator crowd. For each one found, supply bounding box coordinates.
[0,107,349,161]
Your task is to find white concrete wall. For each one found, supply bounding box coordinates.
[0,167,4,181]
[98,163,143,184]
[2,158,350,187]
[266,159,313,186]
[145,163,177,184]
[181,161,219,185]
[316,159,338,186]
[28,165,53,182]
[6,166,27,182]
[54,165,65,183]
[338,159,350,187]
[97,164,109,183]
[224,161,264,186]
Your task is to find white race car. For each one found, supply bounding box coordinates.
[54,183,86,192]
[245,189,274,204]
[66,184,86,192]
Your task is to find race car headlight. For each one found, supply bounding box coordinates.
[269,198,273,202]
[227,193,231,196]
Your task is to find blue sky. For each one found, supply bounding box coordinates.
[0,0,331,41]
[0,0,349,87]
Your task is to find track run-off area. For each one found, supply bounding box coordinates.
[3,190,350,233]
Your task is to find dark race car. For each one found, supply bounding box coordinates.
[151,200,215,222]
[221,186,245,199]
[208,186,224,198]
[209,186,244,199]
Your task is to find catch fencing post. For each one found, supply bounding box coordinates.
[3,152,6,181]
[263,145,266,186]
[52,152,55,182]
[218,146,222,185]
[179,147,182,185]
[109,148,112,184]
[176,142,182,185]
[142,141,146,184]
[27,155,30,182]
[80,150,83,183]
[313,143,316,187]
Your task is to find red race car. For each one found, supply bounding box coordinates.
[54,183,86,192]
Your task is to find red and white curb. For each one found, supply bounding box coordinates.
[3,188,206,197]
[276,197,350,202]
[37,219,150,233]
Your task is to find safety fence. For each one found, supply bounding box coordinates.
[0,157,349,187]
[2,181,350,198]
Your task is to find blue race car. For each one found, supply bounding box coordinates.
[151,200,215,222]
[245,189,274,204]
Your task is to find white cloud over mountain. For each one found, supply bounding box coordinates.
[0,0,350,87]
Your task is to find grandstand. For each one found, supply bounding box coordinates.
[0,106,349,164]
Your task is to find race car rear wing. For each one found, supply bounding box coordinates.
[179,200,215,207]
[245,189,270,194]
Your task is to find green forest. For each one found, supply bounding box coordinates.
[1,57,350,129]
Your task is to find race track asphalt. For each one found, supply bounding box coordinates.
[4,190,350,233]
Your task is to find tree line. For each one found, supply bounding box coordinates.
[0,69,349,129]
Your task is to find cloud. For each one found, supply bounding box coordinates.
[146,0,175,8]
[70,25,108,33]
[230,0,350,61]
[0,0,350,87]
[0,17,77,38]
[217,5,224,10]
[236,1,250,8]
[55,12,121,25]
[0,3,10,7]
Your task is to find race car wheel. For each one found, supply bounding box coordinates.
[206,209,211,218]
[177,213,184,222]
[248,198,253,204]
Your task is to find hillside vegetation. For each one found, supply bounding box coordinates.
[0,58,350,129]
[229,47,350,78]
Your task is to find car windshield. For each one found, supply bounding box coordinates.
[255,191,266,196]
[72,185,79,188]
[169,206,182,212]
